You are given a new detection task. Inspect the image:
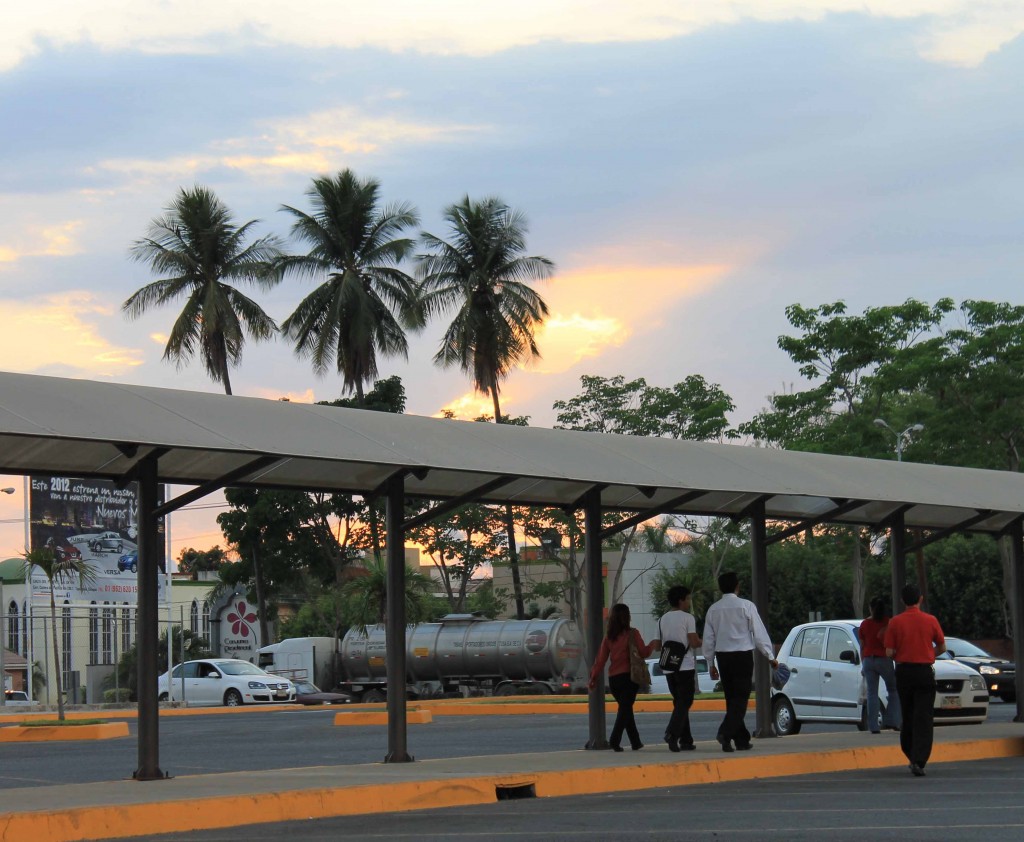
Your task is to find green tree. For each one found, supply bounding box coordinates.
[341,554,440,631]
[419,196,554,619]
[280,170,421,402]
[22,546,95,720]
[123,186,282,395]
[177,546,230,579]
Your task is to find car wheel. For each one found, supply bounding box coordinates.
[130,562,137,573]
[362,689,386,703]
[772,696,801,736]
[158,692,168,702]
[859,700,886,731]
[224,689,243,707]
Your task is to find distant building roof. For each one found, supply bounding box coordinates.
[0,559,26,584]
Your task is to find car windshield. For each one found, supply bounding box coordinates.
[945,638,992,658]
[296,682,319,693]
[216,661,268,676]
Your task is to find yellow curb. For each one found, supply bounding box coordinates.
[418,699,742,716]
[0,722,129,742]
[334,709,433,726]
[4,736,1021,842]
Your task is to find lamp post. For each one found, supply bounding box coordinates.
[873,419,924,462]
[875,419,927,609]
[0,486,13,706]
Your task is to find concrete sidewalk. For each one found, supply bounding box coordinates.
[1,722,1021,842]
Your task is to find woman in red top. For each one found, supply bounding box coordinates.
[860,596,901,733]
[589,603,659,751]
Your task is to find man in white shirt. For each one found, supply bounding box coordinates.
[659,585,702,751]
[702,571,777,752]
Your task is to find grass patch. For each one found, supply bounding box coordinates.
[15,719,105,727]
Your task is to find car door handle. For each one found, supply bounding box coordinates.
[790,668,798,674]
[823,672,832,678]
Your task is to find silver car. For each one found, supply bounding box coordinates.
[771,620,988,735]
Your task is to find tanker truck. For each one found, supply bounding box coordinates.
[338,614,587,702]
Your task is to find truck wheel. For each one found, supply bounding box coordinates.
[158,692,168,702]
[772,696,801,736]
[224,689,243,707]
[362,689,386,703]
[494,684,518,697]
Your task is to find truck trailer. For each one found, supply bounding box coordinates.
[257,636,339,689]
[338,614,586,702]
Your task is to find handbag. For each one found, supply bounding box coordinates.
[657,616,688,672]
[628,630,652,687]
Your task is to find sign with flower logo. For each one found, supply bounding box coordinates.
[219,599,260,662]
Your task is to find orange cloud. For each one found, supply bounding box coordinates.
[434,392,496,420]
[0,293,143,376]
[0,221,83,264]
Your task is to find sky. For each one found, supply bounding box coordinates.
[1,1,1022,561]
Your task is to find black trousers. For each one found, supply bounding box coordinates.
[608,672,641,749]
[716,650,753,747]
[665,669,696,746]
[895,663,936,767]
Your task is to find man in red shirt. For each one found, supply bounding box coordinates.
[884,584,946,777]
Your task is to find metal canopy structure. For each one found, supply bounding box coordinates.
[0,370,1021,778]
[3,371,1024,532]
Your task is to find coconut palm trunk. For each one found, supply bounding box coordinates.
[49,582,64,720]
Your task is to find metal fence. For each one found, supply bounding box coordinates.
[1,605,185,706]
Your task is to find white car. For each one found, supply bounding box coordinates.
[646,656,717,695]
[771,620,989,735]
[158,659,296,706]
[3,690,36,707]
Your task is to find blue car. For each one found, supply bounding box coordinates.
[117,551,137,573]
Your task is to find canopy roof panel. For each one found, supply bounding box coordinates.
[0,371,1021,534]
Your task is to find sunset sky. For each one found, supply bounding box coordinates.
[1,2,1022,560]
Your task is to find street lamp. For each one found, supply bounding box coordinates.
[873,419,924,462]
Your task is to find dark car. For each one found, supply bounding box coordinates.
[941,637,1016,702]
[45,537,82,564]
[292,681,353,706]
[117,551,138,573]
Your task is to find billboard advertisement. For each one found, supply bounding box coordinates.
[28,475,165,604]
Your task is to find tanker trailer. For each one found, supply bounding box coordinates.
[338,614,585,702]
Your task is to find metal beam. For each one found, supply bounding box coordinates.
[384,472,413,763]
[763,500,866,546]
[599,490,708,541]
[582,488,608,750]
[905,511,996,552]
[133,455,165,781]
[733,494,773,523]
[152,456,282,519]
[569,484,607,511]
[401,476,518,531]
[366,468,411,503]
[749,498,774,738]
[1007,518,1024,724]
[890,510,907,617]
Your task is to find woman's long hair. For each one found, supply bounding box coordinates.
[869,596,888,622]
[606,603,632,640]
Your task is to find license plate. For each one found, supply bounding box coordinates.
[941,695,961,709]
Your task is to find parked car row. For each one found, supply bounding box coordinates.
[156,659,355,707]
[770,620,992,736]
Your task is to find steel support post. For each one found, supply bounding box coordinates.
[384,473,413,762]
[890,512,907,616]
[1009,519,1024,724]
[134,456,164,780]
[749,499,774,738]
[583,489,608,749]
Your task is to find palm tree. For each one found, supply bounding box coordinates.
[279,170,421,402]
[22,546,95,720]
[123,186,283,395]
[417,196,554,618]
[341,555,437,632]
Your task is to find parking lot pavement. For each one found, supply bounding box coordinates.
[124,755,1024,841]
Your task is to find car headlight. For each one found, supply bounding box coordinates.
[979,665,999,674]
[969,675,987,691]
[248,681,268,689]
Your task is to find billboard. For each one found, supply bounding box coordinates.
[28,476,165,604]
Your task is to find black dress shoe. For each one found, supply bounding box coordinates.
[678,743,696,751]
[611,744,623,752]
[631,742,644,751]
[717,735,734,753]
[910,763,926,777]
[735,742,753,751]
[666,735,680,752]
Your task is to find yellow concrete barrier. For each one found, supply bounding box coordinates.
[334,709,433,726]
[0,722,129,742]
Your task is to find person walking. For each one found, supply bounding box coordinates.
[702,571,777,752]
[589,603,659,751]
[660,585,702,752]
[885,583,946,777]
[860,595,901,734]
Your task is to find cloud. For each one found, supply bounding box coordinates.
[0,293,143,377]
[2,2,1022,72]
[0,220,83,264]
